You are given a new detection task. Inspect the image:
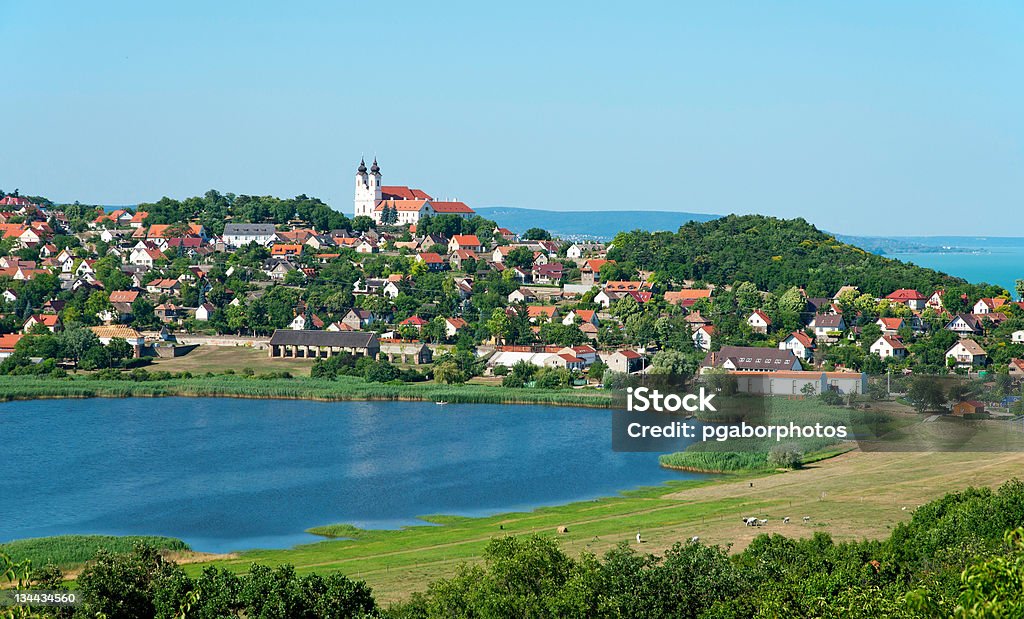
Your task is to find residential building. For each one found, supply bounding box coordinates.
[974,298,1006,314]
[808,314,846,340]
[876,317,906,335]
[223,223,276,247]
[747,310,771,334]
[701,346,803,373]
[870,335,907,359]
[604,349,646,375]
[946,339,988,368]
[945,313,982,337]
[778,331,815,361]
[692,325,715,351]
[885,289,927,310]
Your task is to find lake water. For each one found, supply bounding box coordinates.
[893,245,1024,295]
[0,398,700,553]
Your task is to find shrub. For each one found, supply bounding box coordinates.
[767,444,804,469]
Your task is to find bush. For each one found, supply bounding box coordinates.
[767,444,804,469]
[819,389,844,406]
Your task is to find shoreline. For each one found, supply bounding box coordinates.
[0,376,613,409]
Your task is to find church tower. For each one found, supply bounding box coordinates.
[353,158,380,218]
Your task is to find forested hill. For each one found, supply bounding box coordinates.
[608,215,1005,297]
[475,207,718,240]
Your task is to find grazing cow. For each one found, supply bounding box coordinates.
[690,536,700,543]
[757,519,768,526]
[783,517,790,524]
[802,516,811,523]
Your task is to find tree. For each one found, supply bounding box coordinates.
[860,322,882,353]
[951,527,1024,618]
[486,307,511,345]
[131,297,158,329]
[505,246,534,269]
[77,544,184,619]
[908,376,948,412]
[351,215,375,232]
[522,227,551,241]
[433,359,466,384]
[107,337,134,364]
[60,327,101,363]
[649,350,692,376]
[767,444,803,469]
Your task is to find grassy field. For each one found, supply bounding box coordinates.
[146,346,315,377]
[177,448,1024,604]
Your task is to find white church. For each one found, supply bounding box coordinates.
[354,158,476,225]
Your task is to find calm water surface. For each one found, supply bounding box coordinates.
[1,398,700,552]
[897,246,1024,294]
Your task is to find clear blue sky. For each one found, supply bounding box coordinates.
[1,1,1021,235]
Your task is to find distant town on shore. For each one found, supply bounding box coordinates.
[1,159,1022,415]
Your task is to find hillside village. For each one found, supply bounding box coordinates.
[2,164,1024,410]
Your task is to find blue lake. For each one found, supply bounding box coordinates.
[890,244,1024,295]
[0,398,699,553]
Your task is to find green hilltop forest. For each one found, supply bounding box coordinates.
[608,215,1007,298]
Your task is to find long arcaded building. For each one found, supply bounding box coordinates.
[268,330,379,360]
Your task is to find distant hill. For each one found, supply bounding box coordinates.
[474,207,719,240]
[607,214,990,297]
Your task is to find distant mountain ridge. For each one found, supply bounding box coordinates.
[476,207,1024,255]
[475,207,719,241]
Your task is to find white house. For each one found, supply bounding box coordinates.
[809,314,846,340]
[1013,330,1024,344]
[973,298,1004,314]
[129,247,164,267]
[565,243,602,261]
[747,310,771,334]
[870,335,907,359]
[223,223,276,248]
[507,288,534,304]
[195,302,215,322]
[885,289,927,310]
[692,325,715,351]
[444,317,469,339]
[562,309,599,328]
[946,313,982,337]
[558,345,597,366]
[448,235,484,253]
[604,349,647,374]
[946,339,988,368]
[778,331,815,361]
[876,317,906,335]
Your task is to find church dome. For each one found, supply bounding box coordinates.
[370,158,380,174]
[357,158,367,173]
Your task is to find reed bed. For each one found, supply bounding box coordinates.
[0,535,189,568]
[0,376,612,408]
